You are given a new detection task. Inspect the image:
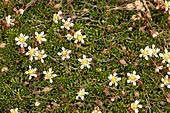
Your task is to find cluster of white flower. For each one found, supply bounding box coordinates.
[5,15,15,27]
[139,44,170,89]
[165,0,170,14]
[139,44,160,60]
[108,71,140,86]
[107,71,142,112]
[25,66,57,83]
[15,32,47,63]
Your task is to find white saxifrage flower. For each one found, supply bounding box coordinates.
[57,47,71,60]
[160,75,170,88]
[53,11,62,23]
[148,44,160,57]
[25,66,37,80]
[74,30,86,44]
[155,66,163,73]
[61,18,74,30]
[25,46,38,61]
[92,106,102,113]
[35,32,47,44]
[35,50,47,63]
[127,71,140,86]
[43,68,57,83]
[165,0,170,12]
[159,49,170,63]
[139,46,150,60]
[108,73,121,86]
[66,34,73,40]
[6,15,15,26]
[15,33,29,48]
[131,100,142,113]
[10,108,18,113]
[76,88,89,100]
[35,101,40,106]
[78,55,92,69]
[19,9,24,15]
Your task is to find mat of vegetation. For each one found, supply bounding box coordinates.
[0,0,170,112]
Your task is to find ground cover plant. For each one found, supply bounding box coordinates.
[0,0,170,112]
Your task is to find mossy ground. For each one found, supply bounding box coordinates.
[0,0,170,112]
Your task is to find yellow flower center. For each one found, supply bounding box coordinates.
[142,50,148,55]
[19,37,25,43]
[29,49,35,56]
[78,90,84,96]
[54,15,58,20]
[130,75,137,81]
[38,53,43,59]
[11,111,17,113]
[36,35,42,41]
[65,22,70,28]
[77,35,83,41]
[152,49,156,54]
[81,59,88,66]
[165,2,169,7]
[163,54,170,61]
[7,19,11,24]
[45,73,52,79]
[163,78,169,85]
[28,69,34,75]
[93,110,98,113]
[111,77,117,83]
[131,103,138,109]
[62,51,68,57]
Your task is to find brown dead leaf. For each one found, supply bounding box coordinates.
[46,104,52,109]
[94,99,108,111]
[43,87,53,94]
[103,86,110,96]
[58,84,66,93]
[82,8,89,13]
[119,59,128,66]
[75,102,85,107]
[51,102,60,107]
[32,90,41,95]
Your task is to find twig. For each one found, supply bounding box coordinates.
[24,0,37,11]
[142,0,152,21]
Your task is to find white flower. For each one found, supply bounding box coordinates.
[57,47,71,60]
[66,34,73,40]
[5,15,15,26]
[25,66,37,80]
[148,44,160,57]
[61,18,74,30]
[111,96,115,102]
[35,32,47,44]
[108,73,121,86]
[19,9,24,15]
[167,63,170,70]
[43,68,57,83]
[15,33,28,48]
[127,71,140,86]
[160,75,170,88]
[10,108,18,113]
[165,0,170,11]
[78,55,92,69]
[131,100,142,113]
[74,30,86,44]
[53,11,62,23]
[152,31,159,38]
[92,106,102,113]
[25,46,38,61]
[155,66,163,73]
[35,101,40,106]
[159,49,170,63]
[76,88,89,100]
[139,46,149,60]
[35,50,47,63]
